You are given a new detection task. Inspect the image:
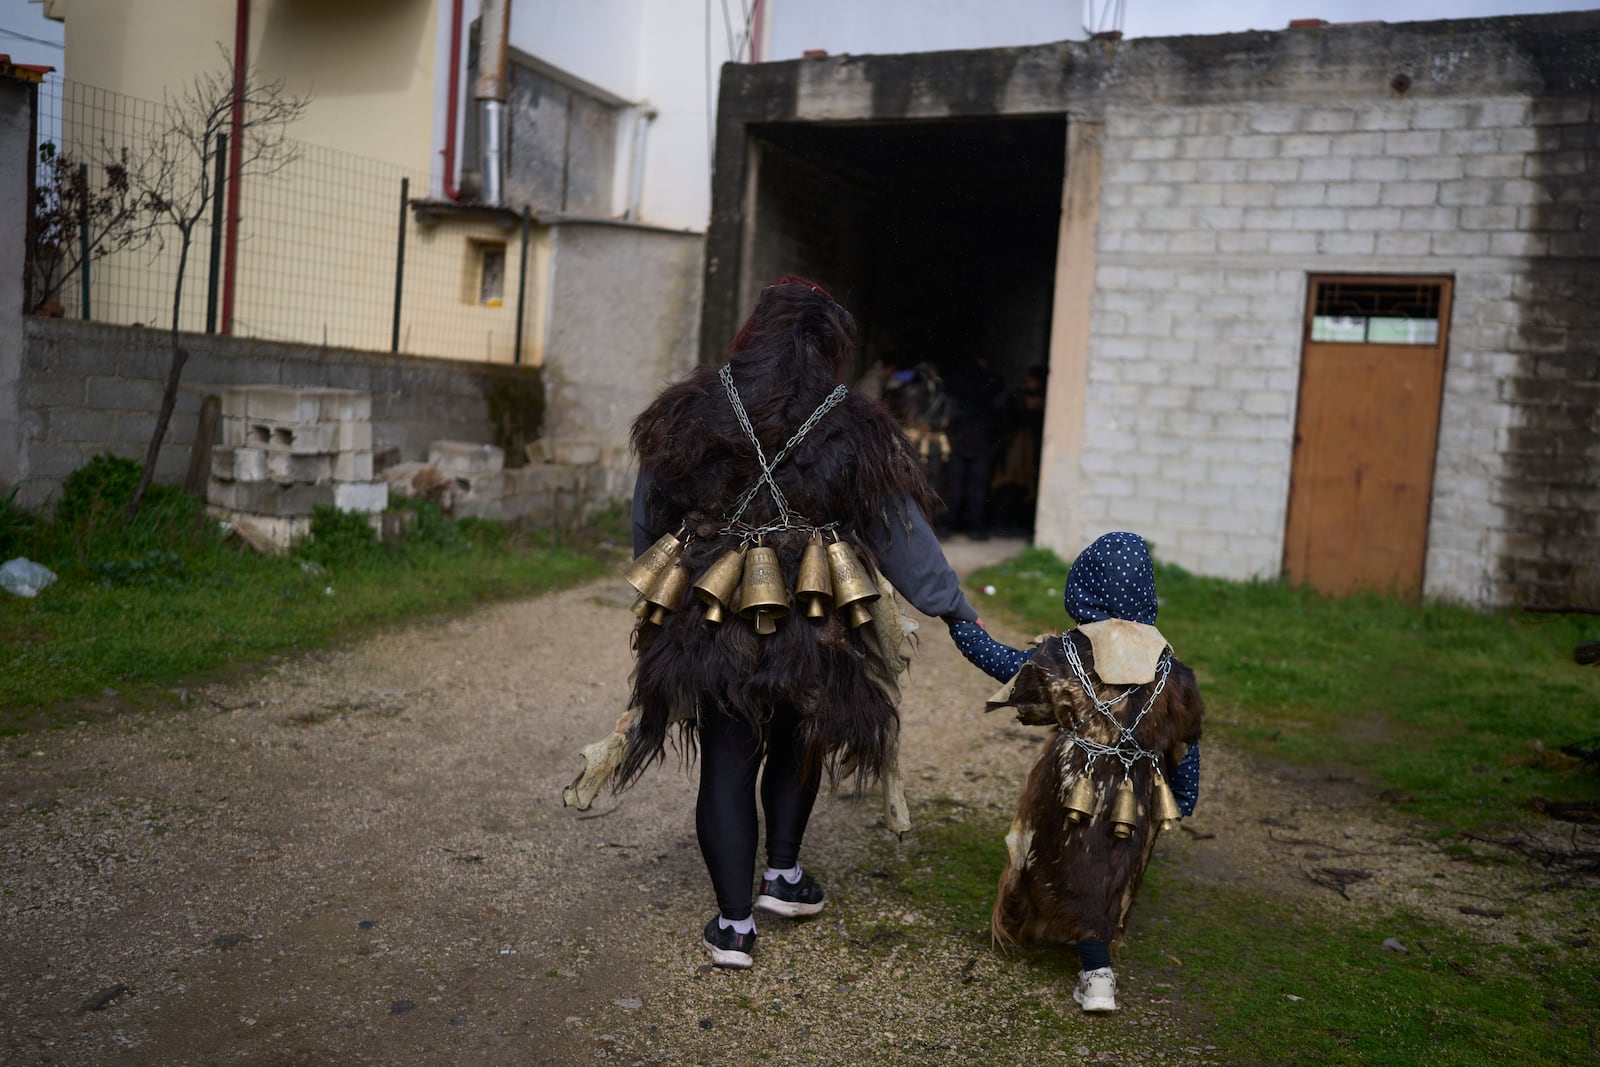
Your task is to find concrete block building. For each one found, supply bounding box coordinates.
[702,12,1600,609]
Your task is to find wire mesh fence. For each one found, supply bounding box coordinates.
[29,77,528,364]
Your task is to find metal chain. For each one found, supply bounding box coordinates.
[1059,633,1172,779]
[718,365,848,533]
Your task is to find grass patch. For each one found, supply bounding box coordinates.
[881,797,1599,1065]
[0,459,627,726]
[971,546,1600,832]
[1127,865,1600,1066]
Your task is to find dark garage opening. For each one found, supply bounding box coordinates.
[742,116,1068,392]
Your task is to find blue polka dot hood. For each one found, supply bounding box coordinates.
[1064,532,1158,626]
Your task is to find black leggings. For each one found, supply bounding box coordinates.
[696,703,820,921]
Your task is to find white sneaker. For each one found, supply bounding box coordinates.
[1073,967,1118,1012]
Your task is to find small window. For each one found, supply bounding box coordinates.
[1310,280,1443,345]
[478,243,506,307]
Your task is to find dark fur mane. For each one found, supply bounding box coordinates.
[618,279,934,790]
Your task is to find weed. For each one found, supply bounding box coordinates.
[295,505,379,568]
[0,485,37,560]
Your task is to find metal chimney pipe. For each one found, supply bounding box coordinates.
[474,0,511,206]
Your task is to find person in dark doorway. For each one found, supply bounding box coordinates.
[853,355,895,405]
[939,354,1006,540]
[990,364,1047,538]
[618,277,982,970]
[947,532,1203,1013]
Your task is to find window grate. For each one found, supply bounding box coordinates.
[1311,279,1444,345]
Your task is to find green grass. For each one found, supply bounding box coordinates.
[1126,866,1600,1066]
[0,464,624,726]
[972,546,1600,831]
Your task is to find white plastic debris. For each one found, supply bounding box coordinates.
[0,557,57,598]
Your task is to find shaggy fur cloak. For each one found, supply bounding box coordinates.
[620,354,933,790]
[990,629,1204,949]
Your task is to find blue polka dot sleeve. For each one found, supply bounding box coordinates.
[1170,742,1201,817]
[947,620,1034,682]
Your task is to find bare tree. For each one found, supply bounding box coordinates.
[126,51,309,515]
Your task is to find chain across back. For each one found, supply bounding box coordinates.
[718,364,849,539]
[1060,633,1172,781]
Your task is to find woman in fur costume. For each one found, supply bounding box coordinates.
[624,277,980,969]
[950,532,1203,1012]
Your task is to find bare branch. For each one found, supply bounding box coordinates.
[122,46,311,517]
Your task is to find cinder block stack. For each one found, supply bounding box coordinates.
[426,440,505,518]
[206,385,389,551]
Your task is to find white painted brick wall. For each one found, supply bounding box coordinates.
[1056,95,1555,598]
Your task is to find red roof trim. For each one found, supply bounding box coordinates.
[0,55,55,84]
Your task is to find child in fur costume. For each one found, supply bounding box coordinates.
[948,532,1203,1012]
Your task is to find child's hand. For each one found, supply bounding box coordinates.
[1169,743,1201,817]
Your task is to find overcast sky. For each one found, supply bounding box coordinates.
[1,0,1593,71]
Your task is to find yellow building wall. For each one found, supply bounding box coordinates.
[49,0,537,365]
[59,0,438,172]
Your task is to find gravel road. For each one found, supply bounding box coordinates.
[1,537,1578,1065]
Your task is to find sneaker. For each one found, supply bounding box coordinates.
[754,870,826,917]
[1073,967,1118,1012]
[702,916,756,969]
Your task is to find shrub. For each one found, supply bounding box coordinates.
[53,454,210,567]
[295,505,380,567]
[390,496,467,551]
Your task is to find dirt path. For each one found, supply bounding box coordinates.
[0,539,1575,1065]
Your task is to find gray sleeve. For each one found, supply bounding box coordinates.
[631,469,657,558]
[868,499,980,623]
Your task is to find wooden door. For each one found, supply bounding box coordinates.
[1283,276,1453,598]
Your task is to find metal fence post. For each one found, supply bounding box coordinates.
[514,205,530,365]
[206,132,227,334]
[391,176,408,354]
[77,163,90,320]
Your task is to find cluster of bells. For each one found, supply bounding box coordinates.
[1062,772,1184,837]
[623,529,881,635]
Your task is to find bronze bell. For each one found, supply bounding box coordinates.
[826,538,879,628]
[1063,773,1096,824]
[1109,778,1139,839]
[622,528,687,597]
[738,545,789,635]
[795,533,834,619]
[644,560,691,625]
[1152,772,1182,829]
[694,547,746,624]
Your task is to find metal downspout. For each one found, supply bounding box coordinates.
[442,0,464,200]
[626,107,657,221]
[220,0,249,334]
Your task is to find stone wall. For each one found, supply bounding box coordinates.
[11,317,546,513]
[1081,94,1599,601]
[538,218,703,492]
[707,12,1600,607]
[0,76,34,504]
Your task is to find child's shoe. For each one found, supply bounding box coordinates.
[702,916,756,968]
[1073,967,1118,1012]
